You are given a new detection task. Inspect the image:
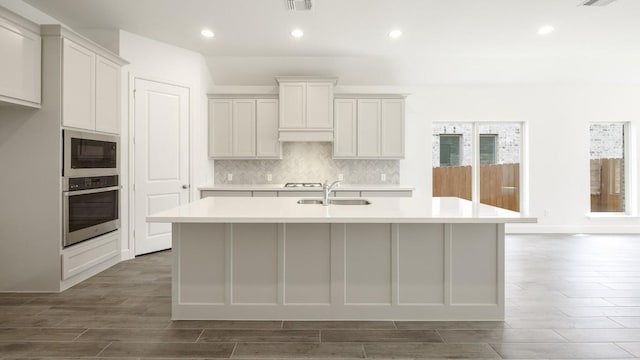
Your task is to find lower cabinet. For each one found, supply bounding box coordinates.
[201,189,413,198]
[61,231,120,281]
[201,191,252,197]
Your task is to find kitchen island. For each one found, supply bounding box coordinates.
[147,196,535,320]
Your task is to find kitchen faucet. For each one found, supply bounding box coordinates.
[322,180,341,206]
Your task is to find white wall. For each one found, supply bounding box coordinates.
[411,85,639,233]
[117,30,214,258]
[211,72,640,234]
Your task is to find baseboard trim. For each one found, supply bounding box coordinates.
[507,224,640,234]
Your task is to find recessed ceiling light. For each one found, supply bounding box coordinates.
[389,29,403,39]
[201,29,215,38]
[537,25,555,36]
[291,29,304,38]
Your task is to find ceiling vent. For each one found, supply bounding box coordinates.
[286,0,312,11]
[581,0,618,6]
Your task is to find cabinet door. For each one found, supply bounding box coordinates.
[381,99,404,158]
[357,99,381,157]
[279,82,306,129]
[209,99,233,157]
[95,56,120,134]
[0,17,40,106]
[232,99,256,157]
[256,99,281,158]
[63,39,95,130]
[333,99,357,157]
[306,82,333,129]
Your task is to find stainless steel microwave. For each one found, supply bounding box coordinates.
[63,130,119,177]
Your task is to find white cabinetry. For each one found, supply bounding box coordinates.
[380,99,404,157]
[0,7,41,108]
[334,95,406,159]
[279,83,305,129]
[61,37,122,134]
[209,99,232,156]
[357,99,381,157]
[276,77,337,142]
[62,39,94,130]
[0,25,127,292]
[208,95,281,159]
[232,99,256,157]
[333,99,357,157]
[201,189,413,198]
[256,99,280,157]
[95,57,121,133]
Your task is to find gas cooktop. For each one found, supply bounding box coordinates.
[284,182,323,188]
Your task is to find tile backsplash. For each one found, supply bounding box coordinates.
[214,142,399,184]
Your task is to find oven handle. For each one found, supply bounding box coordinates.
[63,185,122,196]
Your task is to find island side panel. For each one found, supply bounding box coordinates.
[344,224,393,305]
[231,224,279,305]
[172,222,504,320]
[283,223,332,305]
[397,224,446,305]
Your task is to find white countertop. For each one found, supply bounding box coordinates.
[198,184,414,192]
[147,196,536,224]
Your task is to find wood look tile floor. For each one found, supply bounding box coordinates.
[2,234,640,359]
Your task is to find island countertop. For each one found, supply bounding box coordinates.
[147,196,536,224]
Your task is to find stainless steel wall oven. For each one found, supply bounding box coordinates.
[63,175,120,247]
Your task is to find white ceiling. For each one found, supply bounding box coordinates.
[21,0,640,85]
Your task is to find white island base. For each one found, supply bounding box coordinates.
[171,222,505,321]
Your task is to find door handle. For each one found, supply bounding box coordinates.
[182,184,190,189]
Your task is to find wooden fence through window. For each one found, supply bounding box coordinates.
[433,163,520,212]
[590,158,624,212]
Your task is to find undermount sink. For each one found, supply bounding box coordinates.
[297,199,371,205]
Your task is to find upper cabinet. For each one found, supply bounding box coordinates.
[208,95,281,159]
[41,25,128,134]
[276,77,337,142]
[61,38,123,133]
[62,39,95,130]
[0,7,41,108]
[333,95,406,159]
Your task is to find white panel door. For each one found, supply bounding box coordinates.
[62,38,95,130]
[381,99,404,157]
[357,99,381,157]
[0,16,40,105]
[279,82,306,129]
[256,99,280,158]
[95,56,120,134]
[333,99,357,157]
[209,99,233,157]
[306,82,333,129]
[232,99,256,157]
[134,79,190,255]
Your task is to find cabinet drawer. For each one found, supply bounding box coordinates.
[278,191,323,197]
[253,191,278,197]
[201,190,253,198]
[333,191,361,197]
[62,232,119,280]
[361,191,412,198]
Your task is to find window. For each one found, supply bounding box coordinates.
[478,124,521,212]
[433,123,473,201]
[590,123,627,213]
[479,134,497,165]
[439,135,462,166]
[433,122,523,212]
